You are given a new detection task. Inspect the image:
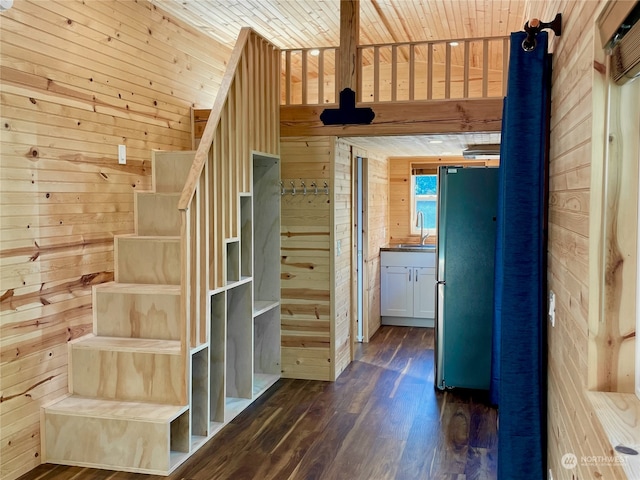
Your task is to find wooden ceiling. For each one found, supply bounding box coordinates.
[152,0,527,49]
[152,0,527,157]
[344,132,502,157]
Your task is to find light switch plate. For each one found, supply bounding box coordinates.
[118,144,126,165]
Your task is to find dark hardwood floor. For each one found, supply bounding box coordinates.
[21,326,497,480]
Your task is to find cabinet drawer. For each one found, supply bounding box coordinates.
[380,251,435,268]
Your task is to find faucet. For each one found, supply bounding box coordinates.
[416,211,429,244]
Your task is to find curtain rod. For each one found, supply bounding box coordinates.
[522,13,563,51]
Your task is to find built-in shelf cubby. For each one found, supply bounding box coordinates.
[209,290,226,425]
[253,154,280,306]
[191,346,209,439]
[254,307,280,381]
[225,281,253,419]
[170,410,190,455]
[240,194,252,278]
[250,152,281,398]
[226,239,240,284]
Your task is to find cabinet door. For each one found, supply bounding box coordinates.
[413,267,436,319]
[381,266,413,317]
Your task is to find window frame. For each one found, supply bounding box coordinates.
[410,171,438,237]
[587,25,639,396]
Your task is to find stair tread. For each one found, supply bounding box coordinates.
[45,395,187,422]
[72,334,181,354]
[94,282,181,295]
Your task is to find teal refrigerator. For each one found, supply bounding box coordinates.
[434,166,498,390]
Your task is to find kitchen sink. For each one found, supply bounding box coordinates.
[394,244,436,249]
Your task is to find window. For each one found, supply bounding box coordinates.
[589,6,640,398]
[411,172,437,236]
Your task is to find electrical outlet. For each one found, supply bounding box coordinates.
[548,291,556,327]
[118,144,126,165]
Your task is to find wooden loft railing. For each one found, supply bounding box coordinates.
[281,36,509,106]
[179,27,280,348]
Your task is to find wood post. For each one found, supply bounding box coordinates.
[339,0,359,93]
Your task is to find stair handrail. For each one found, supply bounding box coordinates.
[178,27,252,212]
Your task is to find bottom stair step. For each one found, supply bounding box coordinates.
[42,396,190,474]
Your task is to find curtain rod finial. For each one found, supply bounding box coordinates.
[523,13,562,51]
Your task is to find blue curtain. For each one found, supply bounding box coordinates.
[491,31,551,480]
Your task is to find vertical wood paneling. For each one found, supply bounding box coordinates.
[0,1,230,479]
[333,139,352,379]
[388,157,414,244]
[529,0,632,479]
[364,153,388,340]
[280,136,351,381]
[280,137,333,380]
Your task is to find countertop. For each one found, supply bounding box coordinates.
[380,244,437,253]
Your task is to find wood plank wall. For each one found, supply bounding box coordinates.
[280,137,356,381]
[362,152,388,341]
[524,1,631,478]
[280,137,333,380]
[333,139,352,379]
[387,157,414,244]
[0,2,230,479]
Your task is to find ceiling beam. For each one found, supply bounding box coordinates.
[280,99,503,137]
[339,0,359,93]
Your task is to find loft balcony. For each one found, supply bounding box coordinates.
[279,36,507,136]
[194,36,508,140]
[282,36,508,105]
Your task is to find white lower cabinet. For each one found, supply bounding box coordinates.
[380,266,414,317]
[413,267,437,318]
[380,251,436,325]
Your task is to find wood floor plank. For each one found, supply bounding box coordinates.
[18,326,497,480]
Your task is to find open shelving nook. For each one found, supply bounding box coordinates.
[188,151,282,448]
[163,152,281,472]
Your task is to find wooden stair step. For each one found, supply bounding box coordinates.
[152,150,195,193]
[94,282,181,340]
[70,335,185,404]
[115,235,180,285]
[43,395,189,474]
[71,334,181,354]
[135,192,181,236]
[44,395,187,421]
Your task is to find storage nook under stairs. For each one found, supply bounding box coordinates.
[41,150,282,475]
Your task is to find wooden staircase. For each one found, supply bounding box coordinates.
[40,28,281,476]
[41,151,193,474]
